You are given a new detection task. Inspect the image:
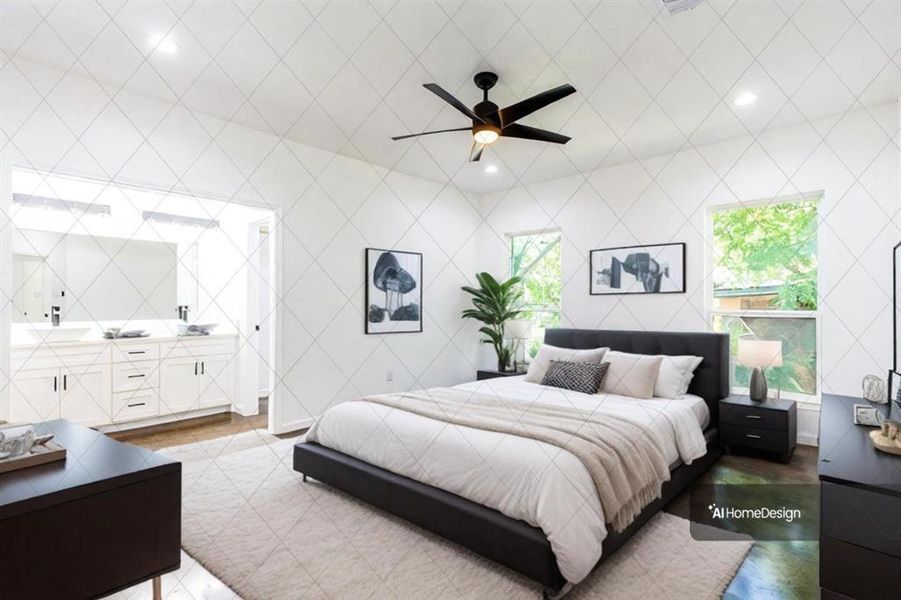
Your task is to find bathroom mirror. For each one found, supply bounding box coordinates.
[11,230,193,323]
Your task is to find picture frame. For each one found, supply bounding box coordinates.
[365,248,423,334]
[589,242,686,295]
[853,403,882,427]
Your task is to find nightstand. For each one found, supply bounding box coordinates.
[477,369,525,381]
[720,395,797,463]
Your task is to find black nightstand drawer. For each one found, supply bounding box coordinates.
[721,402,788,431]
[722,424,790,453]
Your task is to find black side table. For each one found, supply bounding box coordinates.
[477,369,525,381]
[720,395,797,463]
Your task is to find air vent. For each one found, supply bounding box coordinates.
[13,193,111,216]
[660,0,703,15]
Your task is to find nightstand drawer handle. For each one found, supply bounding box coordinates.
[745,415,762,419]
[746,433,763,439]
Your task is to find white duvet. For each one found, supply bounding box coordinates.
[306,375,709,584]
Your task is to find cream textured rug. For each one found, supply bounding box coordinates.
[163,431,752,600]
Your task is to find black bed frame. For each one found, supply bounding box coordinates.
[293,328,730,596]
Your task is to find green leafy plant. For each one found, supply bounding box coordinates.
[461,272,523,371]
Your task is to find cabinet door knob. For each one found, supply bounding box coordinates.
[746,433,762,439]
[63,374,67,391]
[745,414,762,419]
[53,376,57,392]
[195,362,198,376]
[201,362,205,375]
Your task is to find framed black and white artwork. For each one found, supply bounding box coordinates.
[589,243,685,295]
[365,248,423,334]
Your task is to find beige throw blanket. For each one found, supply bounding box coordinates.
[357,387,670,532]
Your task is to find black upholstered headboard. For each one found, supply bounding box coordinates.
[543,328,730,427]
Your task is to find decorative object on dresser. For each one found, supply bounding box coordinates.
[870,420,901,455]
[476,369,525,381]
[506,318,533,371]
[589,243,685,295]
[819,394,901,600]
[738,338,783,401]
[461,272,523,371]
[0,423,65,473]
[365,248,422,334]
[889,370,901,407]
[720,395,796,463]
[0,420,181,600]
[863,374,888,404]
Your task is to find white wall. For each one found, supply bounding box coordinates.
[1,58,482,432]
[477,102,901,445]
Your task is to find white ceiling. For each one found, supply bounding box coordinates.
[1,0,898,193]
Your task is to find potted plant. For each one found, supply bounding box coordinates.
[461,272,523,372]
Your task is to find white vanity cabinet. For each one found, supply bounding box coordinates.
[9,367,60,423]
[10,334,238,428]
[159,337,237,416]
[9,344,112,427]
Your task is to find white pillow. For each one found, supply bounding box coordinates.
[655,355,703,398]
[599,351,663,399]
[525,344,609,384]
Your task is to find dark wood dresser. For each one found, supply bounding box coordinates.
[0,420,181,599]
[818,394,901,600]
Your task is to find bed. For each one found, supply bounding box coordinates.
[293,328,729,598]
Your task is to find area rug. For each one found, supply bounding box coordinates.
[162,431,752,600]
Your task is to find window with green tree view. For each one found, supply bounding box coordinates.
[711,197,818,398]
[510,231,562,357]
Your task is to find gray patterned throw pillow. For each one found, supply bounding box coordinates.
[540,360,610,394]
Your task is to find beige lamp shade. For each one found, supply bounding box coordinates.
[506,318,533,339]
[738,339,783,368]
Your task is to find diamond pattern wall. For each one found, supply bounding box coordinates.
[0,0,900,596]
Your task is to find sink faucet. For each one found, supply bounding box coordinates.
[50,306,60,327]
[177,305,190,322]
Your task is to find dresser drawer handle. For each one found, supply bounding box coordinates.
[127,402,146,408]
[127,350,146,355]
[745,414,762,419]
[127,373,146,378]
[746,433,763,439]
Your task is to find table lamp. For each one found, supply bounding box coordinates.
[506,319,533,372]
[738,339,783,401]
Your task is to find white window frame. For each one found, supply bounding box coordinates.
[508,228,563,331]
[705,193,822,404]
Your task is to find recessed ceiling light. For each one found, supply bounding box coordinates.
[733,92,757,106]
[150,33,178,54]
[484,165,498,174]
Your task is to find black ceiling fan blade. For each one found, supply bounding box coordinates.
[501,123,571,144]
[391,127,471,141]
[423,83,485,123]
[497,83,576,128]
[469,141,485,162]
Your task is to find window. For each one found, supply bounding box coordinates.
[510,230,562,356]
[710,197,819,399]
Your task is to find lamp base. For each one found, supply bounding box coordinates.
[749,367,768,401]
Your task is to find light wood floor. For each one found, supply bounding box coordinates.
[112,415,820,600]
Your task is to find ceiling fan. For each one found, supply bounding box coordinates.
[391,71,576,162]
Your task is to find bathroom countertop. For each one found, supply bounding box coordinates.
[10,322,239,348]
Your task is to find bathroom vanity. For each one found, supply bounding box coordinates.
[9,333,238,429]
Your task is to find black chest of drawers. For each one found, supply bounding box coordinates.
[720,395,797,463]
[818,394,901,600]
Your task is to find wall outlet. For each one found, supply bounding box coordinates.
[385,370,394,382]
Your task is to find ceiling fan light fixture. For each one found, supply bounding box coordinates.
[473,124,500,144]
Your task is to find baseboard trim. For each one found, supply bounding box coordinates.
[271,416,313,435]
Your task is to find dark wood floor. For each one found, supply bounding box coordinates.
[113,416,820,600]
[666,446,820,600]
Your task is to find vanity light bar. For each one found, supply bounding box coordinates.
[142,210,219,229]
[13,193,111,216]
